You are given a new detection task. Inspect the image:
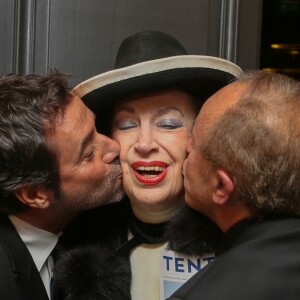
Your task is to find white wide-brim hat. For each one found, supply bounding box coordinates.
[73,31,243,134]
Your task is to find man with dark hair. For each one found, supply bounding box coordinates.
[168,70,300,299]
[0,72,124,300]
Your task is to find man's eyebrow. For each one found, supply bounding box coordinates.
[77,129,95,162]
[77,113,96,162]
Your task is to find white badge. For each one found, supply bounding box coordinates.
[160,249,215,299]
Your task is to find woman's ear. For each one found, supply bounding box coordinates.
[14,184,51,209]
[212,169,234,205]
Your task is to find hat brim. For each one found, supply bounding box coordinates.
[73,55,243,134]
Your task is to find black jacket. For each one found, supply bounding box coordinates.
[0,214,49,300]
[168,217,300,300]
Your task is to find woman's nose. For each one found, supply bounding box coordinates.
[134,128,159,154]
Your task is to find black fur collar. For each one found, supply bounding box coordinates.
[167,205,223,256]
[54,245,131,300]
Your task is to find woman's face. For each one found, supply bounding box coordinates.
[111,89,197,211]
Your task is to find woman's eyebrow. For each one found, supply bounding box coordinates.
[156,106,184,117]
[113,106,135,115]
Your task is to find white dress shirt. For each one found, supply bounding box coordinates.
[9,215,59,299]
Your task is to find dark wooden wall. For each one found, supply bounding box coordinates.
[0,0,262,87]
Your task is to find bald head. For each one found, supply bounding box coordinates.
[190,70,300,219]
[193,81,245,148]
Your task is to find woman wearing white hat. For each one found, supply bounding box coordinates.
[54,31,243,300]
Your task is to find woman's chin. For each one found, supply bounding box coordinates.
[130,197,184,223]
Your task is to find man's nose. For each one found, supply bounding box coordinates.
[186,137,192,154]
[100,134,121,164]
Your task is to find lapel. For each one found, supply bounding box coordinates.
[0,214,49,300]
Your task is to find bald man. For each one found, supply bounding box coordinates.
[168,70,300,300]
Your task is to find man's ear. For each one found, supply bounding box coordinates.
[212,169,234,205]
[14,184,52,209]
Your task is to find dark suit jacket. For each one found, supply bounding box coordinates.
[168,217,300,300]
[0,214,49,300]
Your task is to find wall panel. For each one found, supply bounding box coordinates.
[0,0,262,86]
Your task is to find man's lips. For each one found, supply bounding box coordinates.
[131,161,169,185]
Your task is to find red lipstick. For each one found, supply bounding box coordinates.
[131,161,169,185]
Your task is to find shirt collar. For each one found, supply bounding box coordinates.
[9,215,60,271]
